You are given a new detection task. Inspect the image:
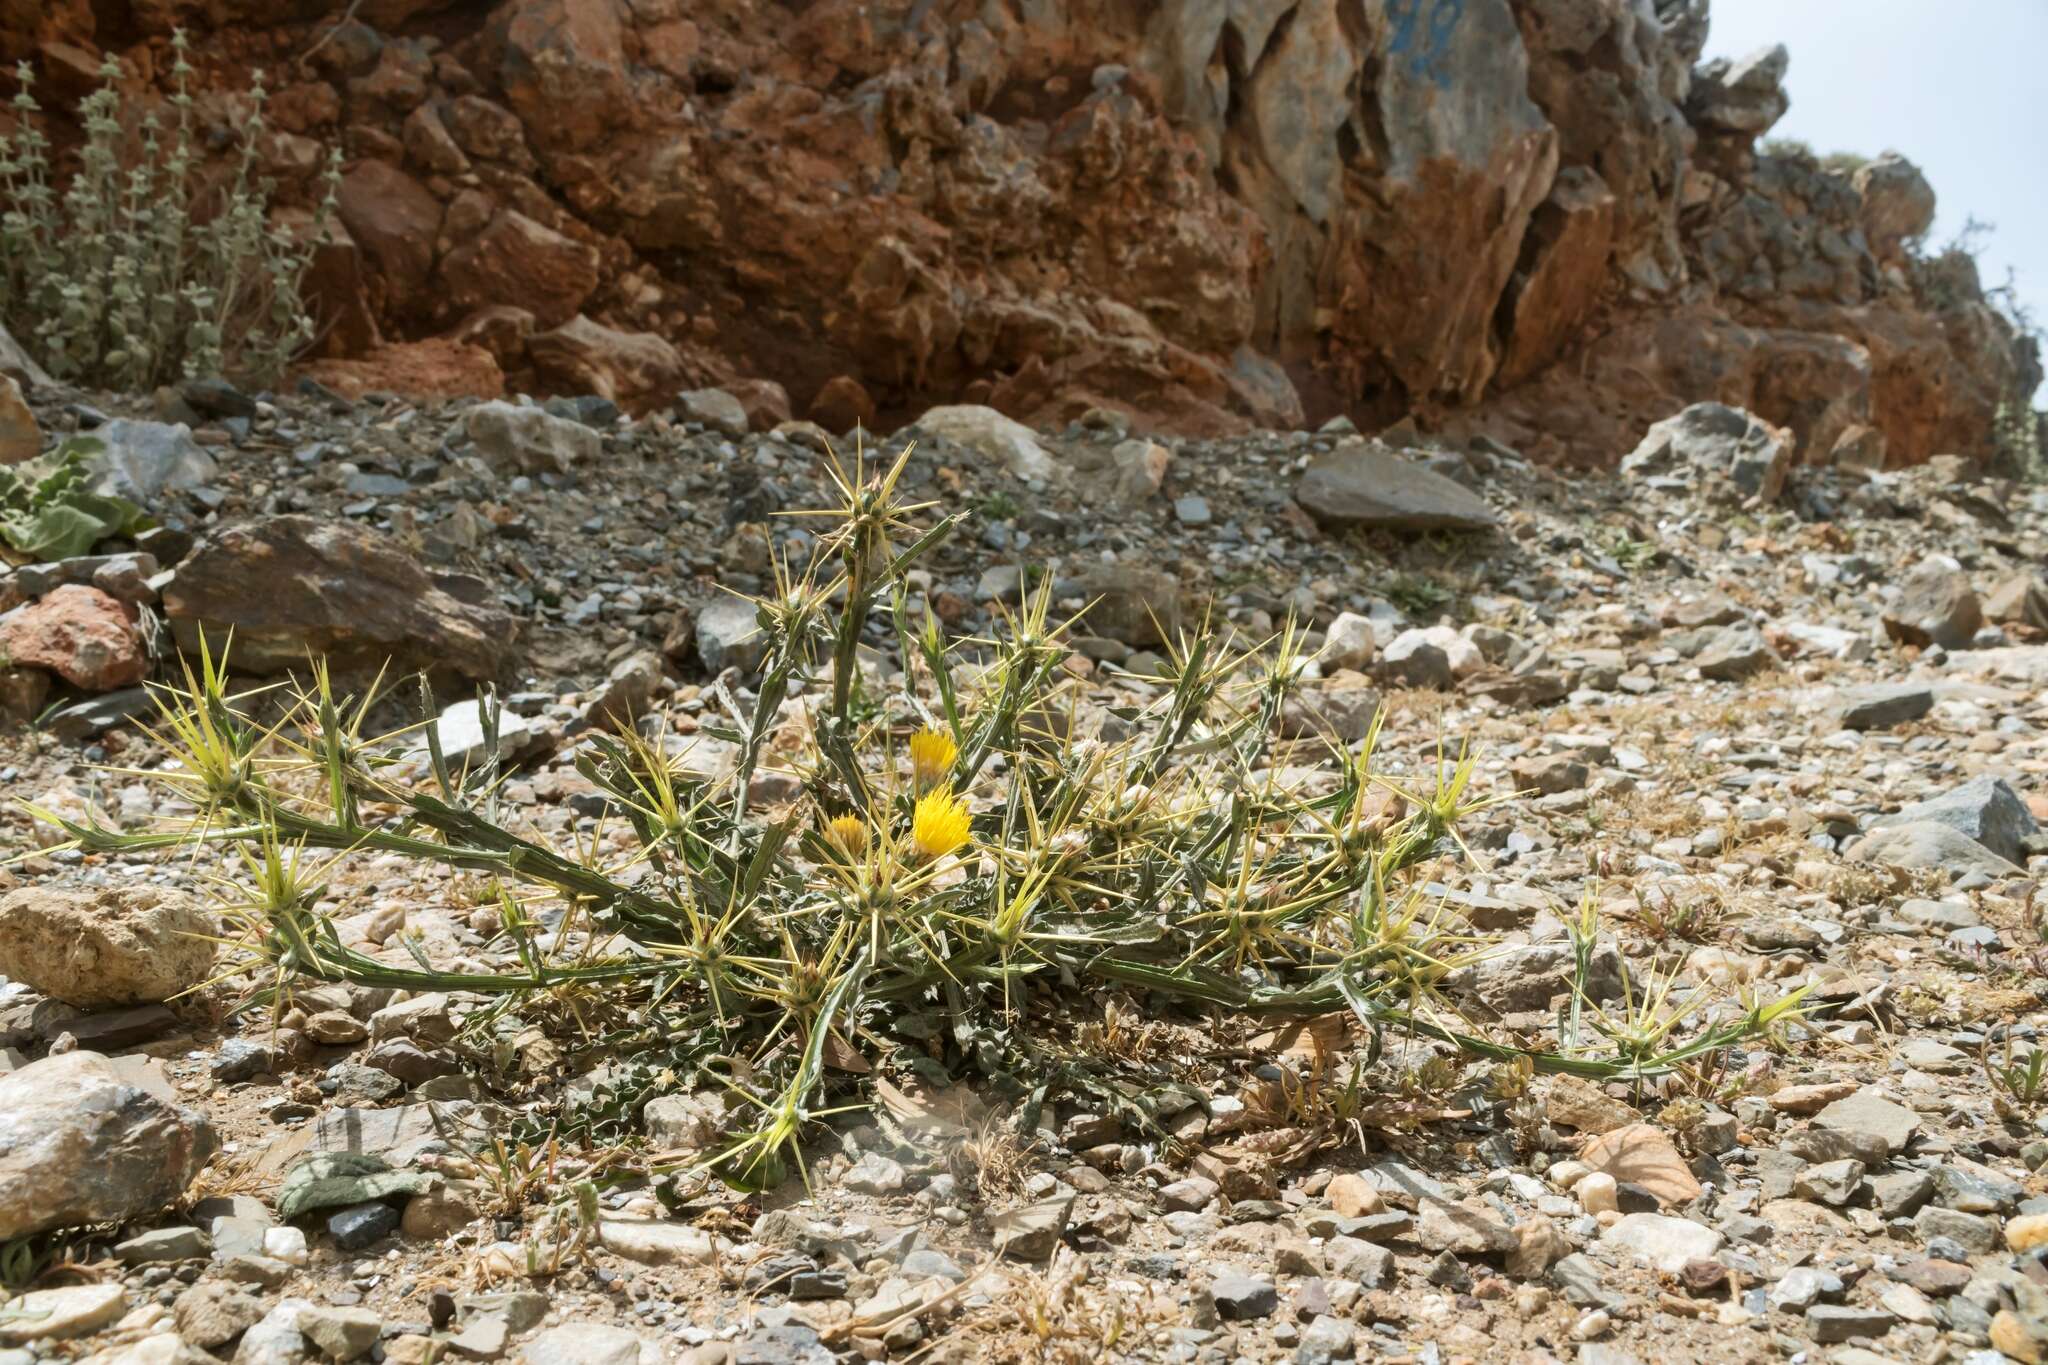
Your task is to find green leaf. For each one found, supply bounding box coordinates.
[0,439,150,559]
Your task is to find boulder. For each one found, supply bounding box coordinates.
[909,406,1058,482]
[1854,152,1937,262]
[810,376,876,435]
[528,316,686,411]
[1849,821,2022,880]
[334,159,444,313]
[1882,560,1982,650]
[0,1283,127,1345]
[298,337,504,403]
[1322,612,1377,671]
[695,598,767,675]
[0,885,216,1007]
[675,388,751,438]
[1295,444,1500,532]
[465,400,601,475]
[85,419,218,505]
[1696,624,1771,681]
[491,0,631,155]
[1686,44,1789,136]
[1985,574,2048,632]
[725,379,792,432]
[162,516,520,680]
[437,210,600,329]
[1831,683,1933,731]
[0,584,147,690]
[1600,1212,1723,1274]
[0,1051,216,1239]
[1869,775,2039,866]
[1076,563,1183,648]
[520,1322,654,1365]
[1621,403,1790,503]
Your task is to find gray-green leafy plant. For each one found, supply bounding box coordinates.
[0,435,149,559]
[0,32,338,391]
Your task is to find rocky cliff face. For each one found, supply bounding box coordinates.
[5,0,2038,464]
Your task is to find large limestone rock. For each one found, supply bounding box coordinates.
[85,419,218,505]
[908,406,1058,483]
[465,400,601,474]
[1686,45,1790,137]
[162,516,520,680]
[1882,560,1982,650]
[1855,152,1937,262]
[0,885,217,1007]
[1869,775,2039,867]
[0,1052,216,1240]
[1152,0,1557,401]
[1621,403,1791,503]
[1295,444,1500,532]
[528,316,687,411]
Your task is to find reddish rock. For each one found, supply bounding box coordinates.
[279,208,380,359]
[450,306,537,369]
[724,379,791,432]
[0,586,147,692]
[297,338,503,402]
[489,0,629,155]
[442,95,531,166]
[1497,168,1617,388]
[269,81,342,134]
[334,160,444,316]
[810,376,876,435]
[437,210,599,329]
[402,101,469,175]
[1,0,2022,465]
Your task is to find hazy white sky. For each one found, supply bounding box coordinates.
[1706,0,2045,393]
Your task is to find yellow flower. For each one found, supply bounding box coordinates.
[823,815,868,861]
[908,727,958,792]
[910,789,971,862]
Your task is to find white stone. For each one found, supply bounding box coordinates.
[1600,1212,1723,1273]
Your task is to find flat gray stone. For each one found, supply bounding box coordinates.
[1849,821,2021,880]
[1814,1089,1921,1155]
[1832,683,1933,730]
[1295,444,1500,532]
[1870,775,2038,865]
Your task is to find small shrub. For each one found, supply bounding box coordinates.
[1383,570,1451,617]
[0,33,338,391]
[41,448,1805,1191]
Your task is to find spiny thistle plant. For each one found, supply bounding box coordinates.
[38,445,1805,1191]
[0,32,338,390]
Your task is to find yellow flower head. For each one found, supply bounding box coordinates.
[910,789,971,862]
[823,814,868,861]
[908,727,958,793]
